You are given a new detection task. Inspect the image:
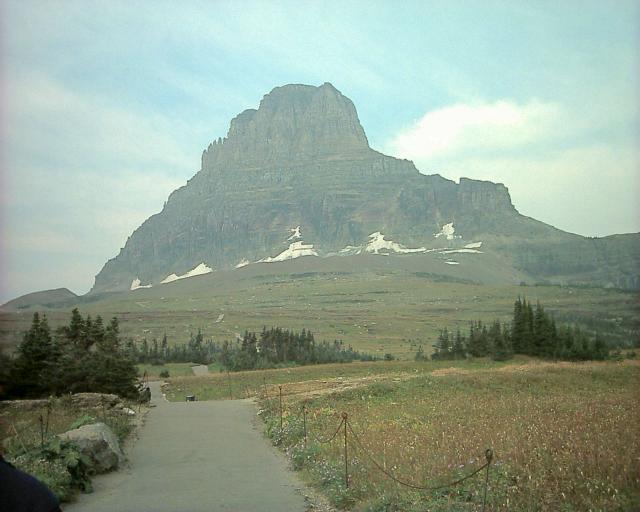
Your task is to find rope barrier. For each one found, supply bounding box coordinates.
[348,419,492,491]
[309,417,345,445]
[262,383,494,508]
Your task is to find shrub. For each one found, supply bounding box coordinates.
[68,414,96,430]
[8,437,92,502]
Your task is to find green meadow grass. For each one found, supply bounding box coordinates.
[3,269,637,359]
[137,362,200,378]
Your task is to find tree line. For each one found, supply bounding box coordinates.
[131,327,375,371]
[124,330,218,365]
[424,297,609,362]
[218,327,376,371]
[0,312,376,399]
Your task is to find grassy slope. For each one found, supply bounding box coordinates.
[1,255,638,357]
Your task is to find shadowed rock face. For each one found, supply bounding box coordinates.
[90,83,640,293]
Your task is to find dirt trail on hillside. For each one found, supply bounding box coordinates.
[64,382,307,512]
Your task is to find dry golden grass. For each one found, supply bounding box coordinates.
[260,359,640,511]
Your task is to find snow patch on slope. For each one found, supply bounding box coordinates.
[161,263,213,284]
[287,225,302,241]
[365,232,427,254]
[339,245,362,255]
[442,248,483,254]
[130,278,152,291]
[340,232,428,255]
[235,258,250,269]
[259,241,318,263]
[434,222,459,240]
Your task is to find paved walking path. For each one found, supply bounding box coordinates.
[64,383,306,512]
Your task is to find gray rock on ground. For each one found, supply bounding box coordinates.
[60,422,124,473]
[70,393,121,409]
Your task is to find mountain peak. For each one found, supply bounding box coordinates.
[88,83,640,294]
[202,82,370,172]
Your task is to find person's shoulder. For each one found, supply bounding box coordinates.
[0,457,61,512]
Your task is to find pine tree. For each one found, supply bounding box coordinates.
[491,322,513,361]
[467,321,490,357]
[9,313,58,397]
[104,317,120,350]
[151,338,159,362]
[511,297,525,353]
[140,338,149,363]
[67,308,84,346]
[432,328,451,360]
[452,329,465,359]
[161,333,168,361]
[592,333,608,360]
[520,299,535,355]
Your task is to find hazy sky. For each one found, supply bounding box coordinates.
[1,0,638,302]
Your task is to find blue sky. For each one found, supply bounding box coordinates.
[1,0,638,301]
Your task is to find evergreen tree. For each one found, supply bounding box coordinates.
[8,313,58,397]
[104,317,120,350]
[7,310,138,399]
[161,333,168,360]
[511,297,524,353]
[522,300,535,355]
[140,338,149,363]
[432,328,451,360]
[452,329,466,359]
[491,322,513,361]
[151,338,159,362]
[66,308,84,346]
[592,333,608,360]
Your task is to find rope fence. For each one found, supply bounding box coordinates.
[269,384,495,511]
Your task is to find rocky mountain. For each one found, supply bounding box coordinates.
[91,83,640,293]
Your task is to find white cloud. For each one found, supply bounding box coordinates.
[440,145,640,237]
[385,98,639,237]
[387,100,561,161]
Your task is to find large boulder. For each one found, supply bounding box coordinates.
[60,422,124,473]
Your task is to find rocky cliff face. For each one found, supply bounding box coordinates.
[201,83,370,172]
[91,83,639,293]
